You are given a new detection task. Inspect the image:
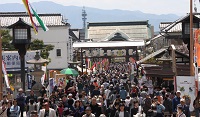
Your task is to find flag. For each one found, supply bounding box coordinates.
[194,29,200,66]
[49,78,56,94]
[91,62,96,70]
[2,61,10,89]
[29,3,49,31]
[22,0,38,34]
[89,60,92,68]
[27,74,32,89]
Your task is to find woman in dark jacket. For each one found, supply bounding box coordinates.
[114,103,129,117]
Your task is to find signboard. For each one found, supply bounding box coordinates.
[176,76,196,111]
[2,51,37,68]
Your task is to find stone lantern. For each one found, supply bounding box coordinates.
[26,51,49,96]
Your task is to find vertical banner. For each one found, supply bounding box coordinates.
[194,29,200,66]
[176,76,196,111]
[27,74,32,89]
[2,61,10,89]
[194,29,200,95]
[49,78,54,94]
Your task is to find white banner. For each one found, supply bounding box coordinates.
[2,51,37,68]
[176,76,196,111]
[2,61,10,88]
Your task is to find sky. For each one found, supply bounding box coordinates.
[0,0,199,15]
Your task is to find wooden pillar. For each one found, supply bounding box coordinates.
[126,48,129,62]
[0,20,2,100]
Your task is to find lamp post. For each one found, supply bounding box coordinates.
[8,18,32,92]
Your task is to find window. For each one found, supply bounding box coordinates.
[56,49,61,57]
[184,23,199,34]
[14,29,27,39]
[184,23,190,34]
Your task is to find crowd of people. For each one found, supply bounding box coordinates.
[0,62,200,117]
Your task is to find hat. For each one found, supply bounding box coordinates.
[85,107,91,111]
[68,93,73,97]
[180,98,185,102]
[18,88,23,92]
[176,90,181,93]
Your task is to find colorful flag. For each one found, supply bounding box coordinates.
[22,0,38,34]
[29,3,49,32]
[91,62,96,70]
[194,29,200,66]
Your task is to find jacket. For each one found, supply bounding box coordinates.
[38,108,56,117]
[114,111,129,117]
[10,105,20,117]
[163,98,172,114]
[172,96,180,112]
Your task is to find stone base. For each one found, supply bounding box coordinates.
[32,82,44,97]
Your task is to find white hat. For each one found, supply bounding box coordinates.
[176,90,181,93]
[68,93,73,97]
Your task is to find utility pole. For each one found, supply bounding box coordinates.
[0,20,3,100]
[82,6,87,39]
[190,0,194,76]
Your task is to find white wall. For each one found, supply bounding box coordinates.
[32,26,69,69]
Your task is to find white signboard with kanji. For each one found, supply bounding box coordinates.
[176,76,196,111]
[2,51,37,68]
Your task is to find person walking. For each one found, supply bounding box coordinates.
[172,90,181,117]
[114,103,129,117]
[176,105,186,117]
[178,99,190,117]
[10,99,20,117]
[38,102,56,117]
[193,91,200,117]
[16,88,25,117]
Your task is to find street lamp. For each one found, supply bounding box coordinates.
[8,18,32,92]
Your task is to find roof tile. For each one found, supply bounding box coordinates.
[0,12,66,27]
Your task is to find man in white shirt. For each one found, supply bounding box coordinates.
[39,102,56,117]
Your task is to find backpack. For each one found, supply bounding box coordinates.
[194,98,200,108]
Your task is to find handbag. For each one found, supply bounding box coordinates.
[0,109,6,116]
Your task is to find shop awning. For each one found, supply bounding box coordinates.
[73,41,144,48]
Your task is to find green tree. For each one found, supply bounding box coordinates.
[1,30,15,51]
[30,39,54,59]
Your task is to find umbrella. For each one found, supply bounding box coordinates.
[60,68,79,76]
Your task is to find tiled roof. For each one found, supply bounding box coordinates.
[160,13,200,33]
[159,21,182,33]
[0,12,66,27]
[88,21,149,27]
